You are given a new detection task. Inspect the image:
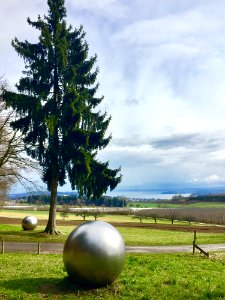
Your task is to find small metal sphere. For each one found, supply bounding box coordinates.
[22,216,38,231]
[63,220,125,286]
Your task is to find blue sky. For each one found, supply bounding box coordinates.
[2,0,225,192]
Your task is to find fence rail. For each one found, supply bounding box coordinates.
[0,241,64,254]
[1,239,225,254]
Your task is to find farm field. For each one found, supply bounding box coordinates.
[0,253,225,299]
[0,208,207,225]
[2,207,225,225]
[128,201,225,208]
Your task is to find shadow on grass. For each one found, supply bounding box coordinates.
[0,276,109,297]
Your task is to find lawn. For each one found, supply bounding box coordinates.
[0,253,225,299]
[1,209,225,299]
[0,224,224,246]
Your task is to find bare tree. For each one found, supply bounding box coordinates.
[0,78,40,203]
[132,207,225,226]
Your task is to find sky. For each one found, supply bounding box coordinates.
[2,0,225,193]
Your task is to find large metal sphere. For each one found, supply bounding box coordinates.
[63,220,125,286]
[22,216,38,231]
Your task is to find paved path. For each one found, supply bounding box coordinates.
[126,244,225,253]
[1,241,225,254]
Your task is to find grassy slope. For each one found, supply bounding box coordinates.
[0,253,225,299]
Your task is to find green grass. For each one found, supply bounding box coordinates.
[0,224,225,246]
[128,202,182,208]
[128,201,225,208]
[118,227,225,246]
[0,209,50,215]
[0,253,225,299]
[0,209,146,223]
[1,208,225,299]
[187,202,225,208]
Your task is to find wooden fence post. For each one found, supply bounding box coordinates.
[38,242,40,254]
[1,240,4,254]
[193,230,196,254]
[193,230,209,257]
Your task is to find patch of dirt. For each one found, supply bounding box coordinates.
[210,252,225,261]
[1,216,225,233]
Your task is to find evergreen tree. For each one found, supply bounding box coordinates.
[3,0,122,234]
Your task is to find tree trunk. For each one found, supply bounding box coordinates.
[44,176,58,234]
[44,40,60,235]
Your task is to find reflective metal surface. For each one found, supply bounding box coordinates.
[22,216,38,231]
[63,220,125,286]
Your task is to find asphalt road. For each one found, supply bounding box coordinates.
[1,241,225,254]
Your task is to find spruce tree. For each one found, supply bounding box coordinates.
[3,0,121,234]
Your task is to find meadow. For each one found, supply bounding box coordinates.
[0,207,225,299]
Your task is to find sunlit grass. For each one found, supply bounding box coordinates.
[0,224,224,246]
[0,209,137,222]
[0,253,225,299]
[0,209,50,219]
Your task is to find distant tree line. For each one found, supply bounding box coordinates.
[165,194,225,203]
[186,194,225,203]
[27,194,128,207]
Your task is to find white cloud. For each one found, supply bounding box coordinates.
[68,0,129,20]
[189,174,225,185]
[114,10,221,48]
